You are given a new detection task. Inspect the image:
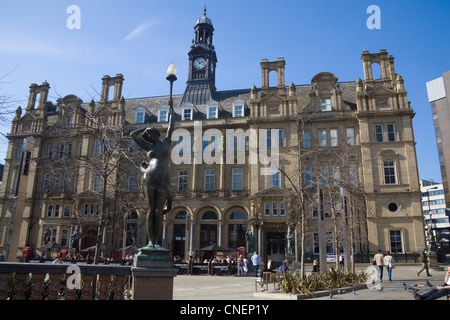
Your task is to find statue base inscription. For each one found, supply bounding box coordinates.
[131,246,178,300]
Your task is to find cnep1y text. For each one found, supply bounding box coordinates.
[180,304,269,317]
[224,304,269,315]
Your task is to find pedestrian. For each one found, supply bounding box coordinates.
[52,253,62,264]
[413,266,450,300]
[194,249,199,263]
[417,248,432,277]
[251,251,260,277]
[236,255,244,277]
[373,249,384,282]
[188,249,194,275]
[243,256,249,276]
[311,259,320,274]
[339,253,344,268]
[279,260,289,274]
[384,250,394,281]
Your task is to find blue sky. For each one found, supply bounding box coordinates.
[0,0,449,182]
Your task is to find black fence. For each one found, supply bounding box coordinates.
[175,262,239,276]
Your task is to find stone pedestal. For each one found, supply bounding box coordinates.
[286,254,295,268]
[428,250,444,270]
[131,246,178,300]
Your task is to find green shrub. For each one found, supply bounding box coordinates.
[281,267,367,295]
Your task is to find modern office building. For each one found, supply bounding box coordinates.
[0,10,426,263]
[421,180,450,251]
[426,71,450,205]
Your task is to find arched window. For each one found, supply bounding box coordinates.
[228,210,247,248]
[201,211,218,220]
[175,211,187,220]
[173,210,187,259]
[200,210,218,248]
[229,210,246,220]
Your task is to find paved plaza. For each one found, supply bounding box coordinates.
[173,263,449,300]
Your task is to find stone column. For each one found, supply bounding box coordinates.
[257,224,263,256]
[131,247,178,300]
[218,221,223,247]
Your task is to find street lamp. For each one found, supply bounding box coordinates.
[426,186,438,252]
[167,63,177,96]
[166,63,177,126]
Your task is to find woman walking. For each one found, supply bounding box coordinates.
[384,250,394,281]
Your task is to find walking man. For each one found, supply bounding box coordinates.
[251,251,260,277]
[418,248,432,277]
[373,249,384,282]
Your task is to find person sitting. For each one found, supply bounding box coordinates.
[261,261,275,273]
[279,260,289,274]
[413,266,450,300]
[52,253,62,264]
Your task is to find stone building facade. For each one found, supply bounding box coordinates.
[0,11,426,263]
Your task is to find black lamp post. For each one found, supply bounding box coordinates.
[426,186,438,252]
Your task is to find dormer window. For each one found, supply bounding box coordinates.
[180,102,195,121]
[233,105,244,117]
[321,98,332,112]
[206,100,221,119]
[232,98,246,118]
[66,117,73,128]
[135,111,145,124]
[158,105,169,122]
[207,106,218,119]
[183,108,193,121]
[134,105,150,124]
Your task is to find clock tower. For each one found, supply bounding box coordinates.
[181,7,217,105]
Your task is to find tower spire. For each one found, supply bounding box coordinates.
[183,8,217,105]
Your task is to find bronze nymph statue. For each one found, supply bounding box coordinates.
[130,105,174,248]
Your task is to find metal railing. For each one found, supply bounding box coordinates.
[0,262,132,300]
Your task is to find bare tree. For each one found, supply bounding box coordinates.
[31,98,141,264]
[279,112,316,276]
[0,67,21,153]
[279,108,372,275]
[73,112,139,264]
[0,67,19,122]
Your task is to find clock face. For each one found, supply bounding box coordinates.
[194,58,206,70]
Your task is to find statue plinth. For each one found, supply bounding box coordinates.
[428,250,444,270]
[131,246,178,300]
[286,253,295,267]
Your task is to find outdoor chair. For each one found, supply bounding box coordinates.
[254,271,281,292]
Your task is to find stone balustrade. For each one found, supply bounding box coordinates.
[0,262,132,300]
